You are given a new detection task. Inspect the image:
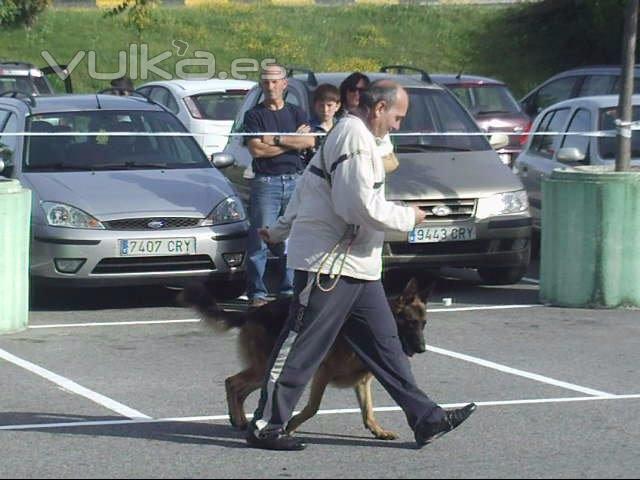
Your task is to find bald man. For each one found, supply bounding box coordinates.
[246,80,476,451]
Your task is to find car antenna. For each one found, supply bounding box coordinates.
[456,66,465,80]
[96,94,102,110]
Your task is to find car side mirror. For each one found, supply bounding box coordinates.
[556,147,586,163]
[211,153,235,169]
[0,145,14,175]
[489,133,509,151]
[522,100,538,118]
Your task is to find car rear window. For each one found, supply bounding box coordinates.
[599,106,640,160]
[0,75,53,95]
[24,110,209,172]
[448,85,522,115]
[189,91,248,121]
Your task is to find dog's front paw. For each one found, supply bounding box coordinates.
[374,430,398,441]
[367,422,398,441]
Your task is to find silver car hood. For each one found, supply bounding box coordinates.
[22,168,234,220]
[386,150,524,200]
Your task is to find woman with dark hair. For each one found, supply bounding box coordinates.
[338,72,370,116]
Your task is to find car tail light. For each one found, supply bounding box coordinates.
[519,121,532,146]
[184,96,204,119]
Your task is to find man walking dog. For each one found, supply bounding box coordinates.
[246,80,476,451]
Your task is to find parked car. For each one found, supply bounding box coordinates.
[431,73,531,168]
[0,94,248,298]
[0,60,72,95]
[520,65,640,119]
[515,94,640,232]
[135,79,255,156]
[222,67,532,285]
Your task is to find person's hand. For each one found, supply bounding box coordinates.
[412,205,427,225]
[262,135,275,145]
[297,124,311,134]
[258,227,275,244]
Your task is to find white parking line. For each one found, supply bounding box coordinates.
[0,348,150,419]
[426,345,615,397]
[27,304,546,330]
[430,304,541,313]
[28,319,201,329]
[1,394,638,431]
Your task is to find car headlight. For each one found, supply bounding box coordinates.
[202,197,246,226]
[42,202,105,229]
[476,190,529,219]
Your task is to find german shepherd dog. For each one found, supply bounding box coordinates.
[181,278,434,440]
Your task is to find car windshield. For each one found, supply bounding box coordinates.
[23,110,209,172]
[394,88,491,152]
[448,85,522,115]
[598,106,640,160]
[189,91,247,121]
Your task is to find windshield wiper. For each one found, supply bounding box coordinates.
[124,162,169,169]
[475,109,512,115]
[396,143,473,152]
[27,163,98,171]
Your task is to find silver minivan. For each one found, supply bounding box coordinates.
[0,94,248,299]
[222,70,533,285]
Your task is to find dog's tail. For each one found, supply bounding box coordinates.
[179,283,246,332]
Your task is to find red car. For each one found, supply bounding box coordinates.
[431,73,531,168]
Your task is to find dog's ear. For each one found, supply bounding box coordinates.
[418,280,437,303]
[400,277,420,304]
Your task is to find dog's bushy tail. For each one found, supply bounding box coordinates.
[179,283,246,332]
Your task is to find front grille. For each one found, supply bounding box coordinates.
[388,240,493,256]
[92,255,215,274]
[406,199,476,221]
[387,239,529,256]
[104,218,202,231]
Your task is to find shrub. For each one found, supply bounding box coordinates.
[0,0,51,28]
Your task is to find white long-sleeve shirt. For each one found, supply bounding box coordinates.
[269,114,415,281]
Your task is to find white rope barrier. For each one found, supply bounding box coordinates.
[1,128,639,138]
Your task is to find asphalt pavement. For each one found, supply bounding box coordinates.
[1,261,639,478]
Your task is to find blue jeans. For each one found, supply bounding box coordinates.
[246,173,299,301]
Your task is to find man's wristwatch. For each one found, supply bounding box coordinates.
[273,135,281,146]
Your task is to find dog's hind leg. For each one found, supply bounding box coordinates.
[225,369,261,430]
[285,366,331,435]
[355,375,398,440]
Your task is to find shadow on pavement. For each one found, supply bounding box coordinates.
[0,413,419,450]
[30,286,183,312]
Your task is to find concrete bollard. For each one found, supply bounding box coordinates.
[540,167,640,308]
[0,179,31,333]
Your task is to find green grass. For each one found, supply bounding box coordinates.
[0,4,555,96]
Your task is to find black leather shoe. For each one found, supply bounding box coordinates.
[414,403,477,448]
[246,428,307,451]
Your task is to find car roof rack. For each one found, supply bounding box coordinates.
[0,60,37,70]
[0,90,36,109]
[286,67,318,87]
[97,88,171,112]
[379,65,432,83]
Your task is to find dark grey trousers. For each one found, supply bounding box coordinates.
[251,270,446,436]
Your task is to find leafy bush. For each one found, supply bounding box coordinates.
[0,0,51,28]
[104,0,159,36]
